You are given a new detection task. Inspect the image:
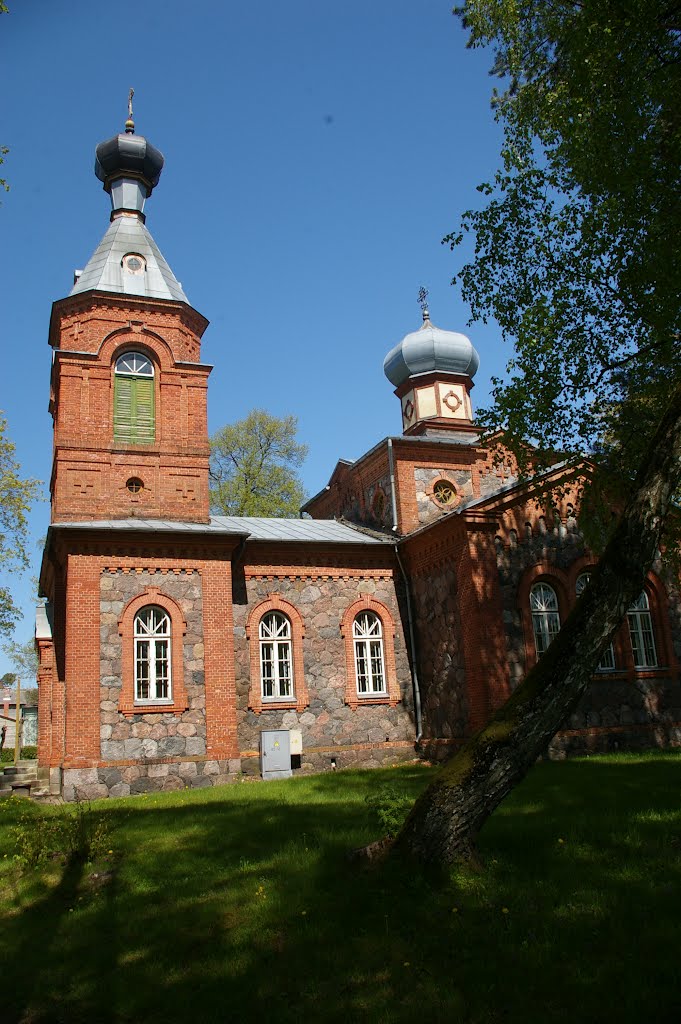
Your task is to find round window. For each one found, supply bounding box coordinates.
[432,479,457,507]
[122,253,146,275]
[126,477,144,494]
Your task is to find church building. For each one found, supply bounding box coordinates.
[36,120,681,800]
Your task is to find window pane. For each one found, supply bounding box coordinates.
[355,641,369,692]
[261,642,274,697]
[531,584,560,656]
[136,639,150,700]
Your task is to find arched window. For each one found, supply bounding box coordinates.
[627,591,658,668]
[576,573,615,670]
[259,612,294,701]
[134,605,171,703]
[114,351,155,444]
[352,611,386,696]
[530,582,560,656]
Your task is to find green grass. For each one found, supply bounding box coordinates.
[2,752,681,1024]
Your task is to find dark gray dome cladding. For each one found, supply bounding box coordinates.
[383,311,480,388]
[95,133,164,194]
[70,121,188,304]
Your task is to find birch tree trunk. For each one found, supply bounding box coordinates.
[391,382,681,866]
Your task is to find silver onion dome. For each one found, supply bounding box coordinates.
[383,309,480,388]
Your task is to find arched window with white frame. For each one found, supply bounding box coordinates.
[134,605,171,702]
[576,573,616,670]
[259,612,294,700]
[353,611,387,696]
[627,591,658,668]
[530,582,560,657]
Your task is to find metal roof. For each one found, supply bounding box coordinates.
[50,516,388,545]
[211,516,388,543]
[70,215,188,303]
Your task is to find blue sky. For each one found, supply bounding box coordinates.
[0,0,508,676]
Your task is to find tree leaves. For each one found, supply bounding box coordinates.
[0,413,41,637]
[209,409,308,518]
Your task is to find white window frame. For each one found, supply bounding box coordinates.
[134,605,172,703]
[530,582,561,657]
[627,591,658,668]
[115,351,154,377]
[259,612,294,701]
[353,611,387,696]
[576,573,616,671]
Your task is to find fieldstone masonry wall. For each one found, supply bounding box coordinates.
[410,565,469,742]
[233,575,416,773]
[62,568,214,801]
[496,522,681,756]
[414,468,473,526]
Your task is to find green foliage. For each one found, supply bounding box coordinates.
[364,785,414,837]
[1,746,36,763]
[449,2,681,516]
[10,800,112,867]
[209,409,308,517]
[0,414,41,637]
[2,637,38,684]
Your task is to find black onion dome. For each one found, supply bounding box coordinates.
[95,132,165,194]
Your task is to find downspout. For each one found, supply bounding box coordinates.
[387,438,423,742]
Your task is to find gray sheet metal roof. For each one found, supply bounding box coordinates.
[51,516,388,545]
[211,516,388,543]
[70,216,188,303]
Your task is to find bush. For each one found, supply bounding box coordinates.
[1,745,37,763]
[365,785,414,837]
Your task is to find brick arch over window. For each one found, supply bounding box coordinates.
[100,329,175,373]
[246,595,309,714]
[340,595,401,709]
[118,588,188,717]
[517,565,570,670]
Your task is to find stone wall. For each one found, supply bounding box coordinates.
[233,575,416,773]
[409,564,469,741]
[414,467,473,527]
[496,522,681,755]
[62,569,214,801]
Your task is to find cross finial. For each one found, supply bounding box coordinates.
[418,286,430,322]
[125,88,135,133]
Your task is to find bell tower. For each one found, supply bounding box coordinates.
[48,111,212,524]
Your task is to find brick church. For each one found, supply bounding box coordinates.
[35,120,681,800]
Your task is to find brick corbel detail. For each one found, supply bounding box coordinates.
[245,594,309,714]
[340,595,401,709]
[117,587,189,717]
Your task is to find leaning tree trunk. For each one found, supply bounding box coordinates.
[390,381,681,866]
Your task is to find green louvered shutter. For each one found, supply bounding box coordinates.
[132,377,155,443]
[114,375,155,444]
[114,375,134,443]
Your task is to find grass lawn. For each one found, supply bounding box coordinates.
[1,752,681,1024]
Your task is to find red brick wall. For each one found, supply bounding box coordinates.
[49,292,211,524]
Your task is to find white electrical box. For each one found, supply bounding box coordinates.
[289,729,303,754]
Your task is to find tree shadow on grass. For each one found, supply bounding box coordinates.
[4,757,681,1023]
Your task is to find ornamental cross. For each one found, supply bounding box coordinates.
[418,286,429,316]
[128,87,135,121]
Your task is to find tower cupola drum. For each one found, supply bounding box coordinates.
[383,306,480,436]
